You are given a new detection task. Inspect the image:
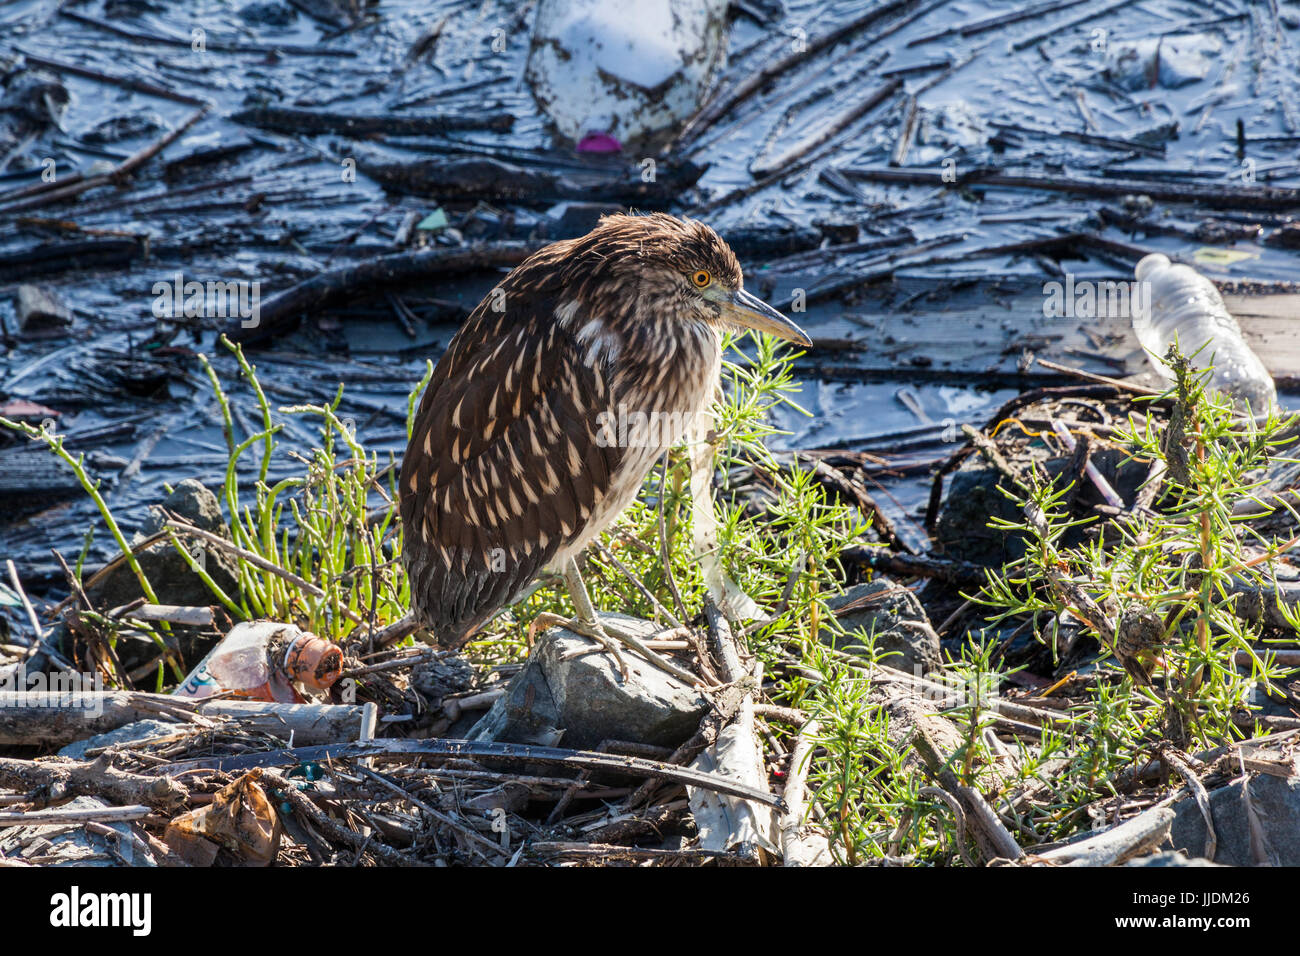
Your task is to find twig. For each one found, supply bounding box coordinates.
[227,242,542,345]
[355,765,509,860]
[918,786,974,867]
[59,9,356,56]
[163,519,326,602]
[530,842,754,864]
[780,718,824,866]
[656,455,689,621]
[158,738,786,810]
[261,769,408,865]
[16,52,210,107]
[592,540,682,629]
[1028,807,1175,865]
[1162,748,1217,861]
[1036,359,1162,396]
[0,107,208,215]
[0,804,150,826]
[0,755,187,812]
[5,559,73,672]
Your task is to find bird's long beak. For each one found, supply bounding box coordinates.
[723,288,812,347]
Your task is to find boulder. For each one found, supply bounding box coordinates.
[468,613,707,750]
[821,580,942,675]
[1169,774,1300,866]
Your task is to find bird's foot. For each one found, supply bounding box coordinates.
[559,616,631,680]
[565,615,701,687]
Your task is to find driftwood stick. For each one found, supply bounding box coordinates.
[0,692,365,747]
[5,559,73,672]
[0,107,208,215]
[780,718,828,866]
[17,52,210,107]
[1029,807,1175,866]
[226,242,541,345]
[164,520,328,601]
[107,603,214,627]
[0,755,187,812]
[159,737,785,810]
[1162,749,1217,861]
[86,819,189,867]
[909,721,1025,863]
[918,786,974,866]
[233,105,512,136]
[843,165,1300,210]
[260,769,408,865]
[530,842,753,864]
[355,765,509,860]
[676,0,917,145]
[0,804,150,826]
[59,9,355,57]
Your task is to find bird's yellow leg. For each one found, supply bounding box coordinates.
[561,558,700,686]
[560,558,630,679]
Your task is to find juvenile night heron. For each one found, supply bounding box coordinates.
[398,213,809,664]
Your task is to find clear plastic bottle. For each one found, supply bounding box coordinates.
[174,621,343,703]
[1131,253,1276,411]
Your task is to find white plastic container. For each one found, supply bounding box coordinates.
[1131,253,1276,411]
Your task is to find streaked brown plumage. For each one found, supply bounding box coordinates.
[399,213,809,648]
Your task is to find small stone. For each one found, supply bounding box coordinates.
[821,580,942,674]
[550,202,623,238]
[239,1,298,27]
[15,285,73,334]
[82,112,166,145]
[139,478,228,537]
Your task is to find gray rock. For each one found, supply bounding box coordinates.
[821,580,942,674]
[239,1,298,27]
[1169,774,1300,866]
[936,439,1146,566]
[468,613,708,750]
[138,478,228,537]
[1124,850,1220,867]
[15,285,73,334]
[550,201,623,238]
[57,719,177,760]
[525,0,729,145]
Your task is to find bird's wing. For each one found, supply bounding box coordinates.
[399,303,624,645]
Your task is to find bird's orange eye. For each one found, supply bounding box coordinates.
[691,270,711,288]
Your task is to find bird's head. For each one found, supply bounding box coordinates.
[553,213,811,347]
